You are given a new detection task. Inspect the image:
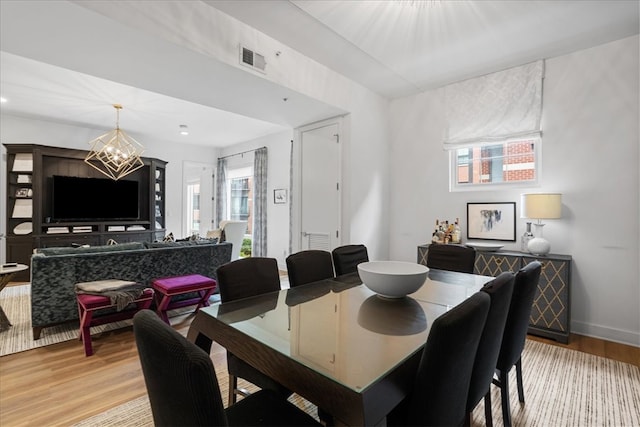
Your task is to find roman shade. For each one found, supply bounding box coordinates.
[443,60,544,149]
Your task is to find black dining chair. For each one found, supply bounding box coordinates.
[331,244,369,276]
[426,243,476,274]
[285,249,337,424]
[133,310,321,427]
[493,261,542,427]
[286,250,335,287]
[465,271,516,426]
[388,291,491,427]
[216,257,291,405]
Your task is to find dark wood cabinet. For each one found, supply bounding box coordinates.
[4,144,167,281]
[418,244,572,343]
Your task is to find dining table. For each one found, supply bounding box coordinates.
[187,267,493,426]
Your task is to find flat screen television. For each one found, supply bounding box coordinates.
[51,175,140,221]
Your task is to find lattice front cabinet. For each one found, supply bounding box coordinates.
[522,255,571,342]
[418,244,572,343]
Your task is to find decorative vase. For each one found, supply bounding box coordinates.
[527,237,550,255]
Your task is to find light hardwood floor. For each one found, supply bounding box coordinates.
[0,285,638,427]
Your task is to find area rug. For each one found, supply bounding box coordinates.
[73,357,317,427]
[73,340,640,426]
[0,284,198,357]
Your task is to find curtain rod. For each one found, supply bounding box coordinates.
[218,146,266,161]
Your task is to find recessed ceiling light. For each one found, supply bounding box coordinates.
[179,124,189,135]
[0,97,7,103]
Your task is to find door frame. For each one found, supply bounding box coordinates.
[291,116,345,254]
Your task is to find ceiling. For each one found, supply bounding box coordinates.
[1,0,638,148]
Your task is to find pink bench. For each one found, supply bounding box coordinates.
[152,274,217,324]
[76,288,154,356]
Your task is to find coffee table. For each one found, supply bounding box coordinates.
[0,263,28,331]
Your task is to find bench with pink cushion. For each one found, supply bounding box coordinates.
[76,288,154,356]
[152,274,217,324]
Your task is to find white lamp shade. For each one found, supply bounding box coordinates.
[521,193,562,219]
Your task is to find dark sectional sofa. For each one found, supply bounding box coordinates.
[30,241,232,339]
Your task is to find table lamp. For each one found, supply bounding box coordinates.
[520,193,562,255]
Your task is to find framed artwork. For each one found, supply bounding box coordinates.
[466,202,516,241]
[273,189,287,204]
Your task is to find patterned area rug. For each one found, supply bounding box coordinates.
[73,339,640,426]
[0,284,197,356]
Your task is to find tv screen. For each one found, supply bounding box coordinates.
[52,175,139,221]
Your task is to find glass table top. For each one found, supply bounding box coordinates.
[199,269,492,393]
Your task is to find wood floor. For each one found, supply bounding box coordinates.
[0,287,638,427]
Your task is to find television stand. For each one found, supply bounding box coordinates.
[4,144,167,281]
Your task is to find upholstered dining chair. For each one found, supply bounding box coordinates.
[216,257,291,405]
[465,272,516,426]
[493,261,542,427]
[331,244,369,276]
[284,249,336,424]
[388,291,491,427]
[133,310,320,427]
[286,250,335,287]
[426,243,476,274]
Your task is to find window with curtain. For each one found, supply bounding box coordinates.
[444,60,543,190]
[214,147,267,258]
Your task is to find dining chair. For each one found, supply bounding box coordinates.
[426,243,476,274]
[388,291,491,427]
[493,261,542,427]
[284,249,337,425]
[216,257,291,405]
[465,271,516,426]
[286,250,335,287]
[331,244,369,276]
[133,310,321,427]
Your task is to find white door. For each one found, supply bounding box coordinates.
[299,122,341,251]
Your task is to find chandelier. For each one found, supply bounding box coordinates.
[84,104,144,180]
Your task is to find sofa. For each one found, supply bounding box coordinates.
[30,241,232,339]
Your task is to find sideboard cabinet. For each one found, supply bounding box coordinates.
[418,244,572,343]
[4,144,167,281]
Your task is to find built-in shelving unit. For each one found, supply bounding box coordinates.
[4,144,167,281]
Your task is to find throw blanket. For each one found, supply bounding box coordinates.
[75,279,148,311]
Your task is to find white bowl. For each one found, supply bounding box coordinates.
[358,261,429,298]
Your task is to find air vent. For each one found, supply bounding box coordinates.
[240,45,266,73]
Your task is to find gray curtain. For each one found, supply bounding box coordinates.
[215,157,227,228]
[253,147,268,257]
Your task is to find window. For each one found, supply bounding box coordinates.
[230,177,250,221]
[186,182,201,235]
[226,165,253,236]
[451,138,538,190]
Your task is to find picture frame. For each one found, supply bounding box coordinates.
[466,202,516,241]
[273,188,287,204]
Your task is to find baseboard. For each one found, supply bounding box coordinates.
[571,320,640,347]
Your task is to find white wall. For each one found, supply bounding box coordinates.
[0,113,219,262]
[79,0,392,261]
[388,35,640,346]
